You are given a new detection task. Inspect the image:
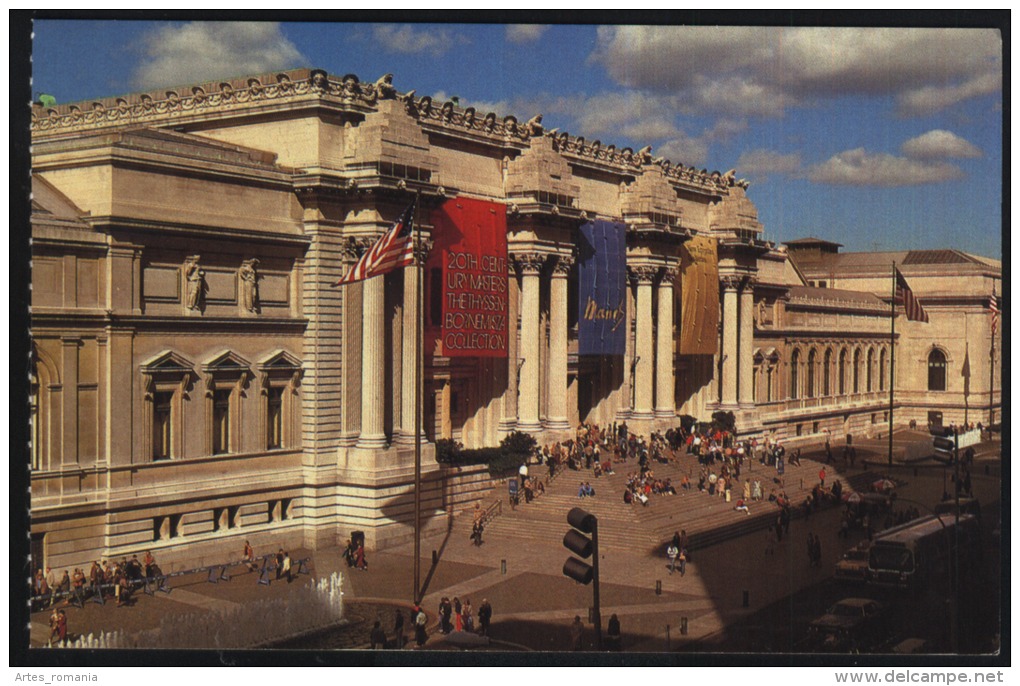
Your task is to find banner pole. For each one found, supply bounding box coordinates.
[413,191,423,605]
[888,262,895,468]
[989,285,996,428]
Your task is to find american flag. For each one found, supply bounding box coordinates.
[336,200,417,285]
[989,293,1000,335]
[894,267,929,323]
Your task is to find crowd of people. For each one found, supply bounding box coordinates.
[33,551,163,613]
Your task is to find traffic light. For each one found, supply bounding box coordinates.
[563,507,597,585]
[933,436,955,463]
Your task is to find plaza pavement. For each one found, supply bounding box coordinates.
[28,430,1000,653]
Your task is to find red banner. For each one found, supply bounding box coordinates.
[429,197,508,358]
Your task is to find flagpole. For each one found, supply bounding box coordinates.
[888,262,895,467]
[413,191,423,605]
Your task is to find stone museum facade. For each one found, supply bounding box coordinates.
[28,68,1001,571]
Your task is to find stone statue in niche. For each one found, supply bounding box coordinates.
[184,255,205,311]
[239,259,260,313]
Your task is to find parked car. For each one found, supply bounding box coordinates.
[834,542,871,583]
[808,597,886,652]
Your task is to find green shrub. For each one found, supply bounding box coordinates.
[500,430,537,457]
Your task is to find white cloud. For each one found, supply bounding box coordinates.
[656,134,709,167]
[592,26,1001,118]
[735,149,801,179]
[132,22,305,91]
[543,91,682,141]
[901,130,982,159]
[431,90,509,115]
[807,148,963,187]
[506,25,549,44]
[372,24,469,57]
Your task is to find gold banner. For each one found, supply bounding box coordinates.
[677,235,719,355]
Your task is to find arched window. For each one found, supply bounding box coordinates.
[838,349,848,395]
[879,348,887,391]
[928,348,947,391]
[823,349,832,396]
[866,348,874,392]
[853,349,862,394]
[807,349,817,398]
[790,349,800,400]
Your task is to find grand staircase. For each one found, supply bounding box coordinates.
[480,448,865,555]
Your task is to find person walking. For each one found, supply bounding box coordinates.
[370,621,387,649]
[282,551,293,583]
[439,597,452,634]
[606,614,622,652]
[570,615,585,651]
[275,549,284,580]
[414,606,428,648]
[677,547,688,577]
[478,599,493,636]
[667,543,679,575]
[243,541,256,572]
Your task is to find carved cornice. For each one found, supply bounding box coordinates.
[512,252,547,275]
[31,70,382,135]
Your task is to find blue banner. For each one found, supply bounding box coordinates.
[578,220,627,356]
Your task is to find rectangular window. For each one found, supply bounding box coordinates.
[212,389,231,455]
[812,421,819,434]
[267,387,284,449]
[796,424,803,437]
[153,392,173,461]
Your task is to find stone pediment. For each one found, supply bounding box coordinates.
[201,350,252,374]
[256,349,303,372]
[140,350,195,375]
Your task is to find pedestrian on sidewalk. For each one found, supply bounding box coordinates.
[570,615,585,651]
[667,543,679,574]
[454,597,463,631]
[275,549,284,580]
[244,540,256,572]
[678,547,688,577]
[282,551,293,583]
[478,599,492,636]
[370,621,387,649]
[414,606,428,648]
[819,467,826,487]
[606,614,622,652]
[439,597,452,634]
[354,542,367,570]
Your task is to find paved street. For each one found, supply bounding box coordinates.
[30,431,1001,655]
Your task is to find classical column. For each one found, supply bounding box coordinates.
[739,278,756,406]
[546,255,572,430]
[515,253,545,433]
[357,275,387,449]
[631,266,657,419]
[721,276,740,407]
[655,267,677,419]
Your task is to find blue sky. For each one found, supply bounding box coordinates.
[32,20,1003,258]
